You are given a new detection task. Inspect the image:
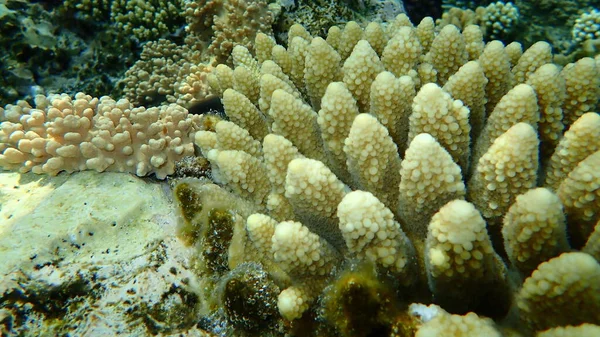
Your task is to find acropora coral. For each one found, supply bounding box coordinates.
[174,13,599,337]
[2,4,600,337]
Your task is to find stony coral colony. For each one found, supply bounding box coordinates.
[1,11,600,337]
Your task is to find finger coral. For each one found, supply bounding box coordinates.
[183,16,600,335]
[0,93,199,178]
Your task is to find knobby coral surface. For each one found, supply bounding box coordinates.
[173,14,600,337]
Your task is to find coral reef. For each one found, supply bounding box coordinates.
[184,0,277,65]
[120,39,214,108]
[0,0,139,106]
[1,1,600,336]
[168,14,600,336]
[60,0,186,42]
[440,0,600,63]
[0,93,200,178]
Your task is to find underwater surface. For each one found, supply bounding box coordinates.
[0,0,599,336]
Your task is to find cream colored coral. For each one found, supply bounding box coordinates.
[537,324,600,337]
[232,45,260,75]
[258,73,300,115]
[371,73,414,153]
[233,65,260,104]
[271,45,293,77]
[260,60,296,94]
[288,36,309,94]
[381,26,422,78]
[544,113,600,191]
[478,40,513,113]
[462,25,484,61]
[0,93,198,179]
[424,25,467,85]
[194,131,217,157]
[206,149,270,206]
[268,89,326,162]
[277,285,313,321]
[415,17,435,53]
[221,88,269,141]
[409,83,471,171]
[526,63,565,153]
[246,213,278,257]
[473,83,538,163]
[427,200,496,280]
[502,188,569,275]
[388,13,414,35]
[415,311,501,337]
[255,32,276,64]
[214,121,261,157]
[468,123,539,221]
[398,133,466,239]
[317,82,359,179]
[342,40,384,112]
[305,37,342,110]
[557,150,600,246]
[326,26,342,52]
[583,220,600,262]
[505,42,523,67]
[344,113,401,212]
[212,64,234,95]
[287,23,311,46]
[443,61,488,141]
[272,220,339,277]
[337,190,416,282]
[512,41,553,84]
[561,57,600,126]
[262,134,302,195]
[285,158,348,248]
[338,21,363,60]
[266,192,295,222]
[516,252,600,331]
[363,22,387,56]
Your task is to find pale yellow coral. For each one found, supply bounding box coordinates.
[424,25,467,85]
[0,93,197,179]
[544,113,600,191]
[409,83,471,172]
[557,150,600,246]
[512,41,553,84]
[516,252,600,331]
[344,113,401,212]
[426,199,507,312]
[502,188,569,275]
[343,40,384,112]
[398,133,466,239]
[285,158,348,248]
[561,57,600,126]
[537,324,600,337]
[468,123,539,221]
[337,190,416,282]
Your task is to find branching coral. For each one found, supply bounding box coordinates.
[3,9,600,336]
[0,93,199,178]
[174,14,600,336]
[184,0,277,65]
